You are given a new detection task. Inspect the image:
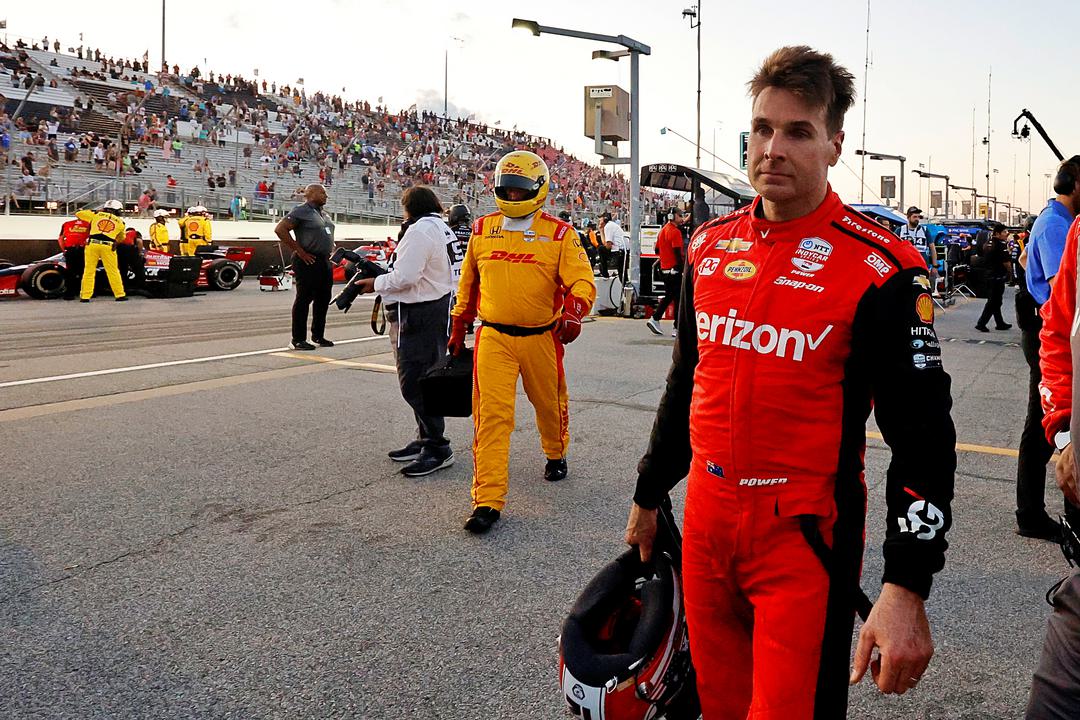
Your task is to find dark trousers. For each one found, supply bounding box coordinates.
[977,278,1007,328]
[1018,320,1056,527]
[291,255,332,342]
[115,243,144,290]
[62,246,84,299]
[1026,571,1080,719]
[652,270,682,325]
[608,249,627,282]
[386,294,451,453]
[597,245,612,278]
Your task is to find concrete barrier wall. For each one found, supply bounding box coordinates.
[0,215,400,273]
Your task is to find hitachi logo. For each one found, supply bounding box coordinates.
[696,309,833,362]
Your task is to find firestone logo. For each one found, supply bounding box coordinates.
[840,214,894,245]
[696,309,833,362]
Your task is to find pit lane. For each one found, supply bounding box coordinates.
[0,285,1063,719]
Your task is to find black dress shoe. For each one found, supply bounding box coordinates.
[975,325,989,333]
[115,296,128,302]
[313,338,335,347]
[79,299,90,303]
[464,506,500,534]
[402,450,454,477]
[388,440,424,463]
[544,458,568,482]
[1017,517,1062,542]
[290,340,316,350]
[995,323,1013,330]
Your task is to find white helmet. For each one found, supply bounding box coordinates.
[153,209,170,218]
[186,206,198,215]
[102,199,123,211]
[193,205,208,215]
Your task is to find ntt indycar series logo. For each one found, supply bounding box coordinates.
[791,237,832,275]
[696,309,833,362]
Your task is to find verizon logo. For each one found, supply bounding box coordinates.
[489,250,538,264]
[696,309,833,362]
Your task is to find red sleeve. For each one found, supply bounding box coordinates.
[1040,218,1080,443]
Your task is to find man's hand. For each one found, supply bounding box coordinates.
[624,502,658,563]
[295,248,315,265]
[1057,442,1079,505]
[352,277,376,294]
[447,317,468,357]
[557,295,589,344]
[851,583,933,695]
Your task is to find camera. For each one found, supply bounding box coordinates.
[330,247,388,312]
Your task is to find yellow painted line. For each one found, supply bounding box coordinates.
[272,352,397,374]
[866,431,1018,458]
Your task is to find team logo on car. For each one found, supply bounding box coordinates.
[792,237,832,274]
[915,293,934,323]
[723,260,757,281]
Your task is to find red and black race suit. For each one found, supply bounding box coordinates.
[633,188,956,717]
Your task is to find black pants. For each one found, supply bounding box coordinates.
[386,294,451,453]
[1018,317,1056,527]
[62,246,84,299]
[597,245,612,278]
[608,249,627,282]
[291,254,332,342]
[652,271,682,325]
[115,243,144,290]
[1026,571,1080,719]
[976,278,1007,328]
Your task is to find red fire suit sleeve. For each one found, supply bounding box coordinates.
[1040,218,1080,443]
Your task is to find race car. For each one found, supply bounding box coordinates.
[331,239,394,283]
[0,245,254,299]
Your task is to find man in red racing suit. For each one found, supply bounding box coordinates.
[624,46,956,718]
[1039,217,1080,457]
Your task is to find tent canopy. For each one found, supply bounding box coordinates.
[639,163,756,203]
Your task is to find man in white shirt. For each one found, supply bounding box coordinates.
[599,211,628,282]
[354,185,463,477]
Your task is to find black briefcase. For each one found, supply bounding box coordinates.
[419,348,473,418]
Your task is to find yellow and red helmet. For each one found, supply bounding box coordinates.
[493,150,549,218]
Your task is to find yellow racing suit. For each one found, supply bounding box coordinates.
[75,210,126,299]
[452,211,596,511]
[148,221,170,252]
[180,216,212,255]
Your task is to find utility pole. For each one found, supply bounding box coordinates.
[985,68,992,200]
[161,0,166,70]
[859,0,871,202]
[682,5,702,167]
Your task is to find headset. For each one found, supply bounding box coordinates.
[1053,155,1080,196]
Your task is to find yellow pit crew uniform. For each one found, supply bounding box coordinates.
[75,210,127,299]
[180,216,212,255]
[148,221,170,252]
[453,211,596,511]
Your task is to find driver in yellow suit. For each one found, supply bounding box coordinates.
[148,209,171,251]
[75,199,127,301]
[448,150,596,534]
[180,206,212,255]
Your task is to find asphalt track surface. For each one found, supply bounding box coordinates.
[0,284,1068,719]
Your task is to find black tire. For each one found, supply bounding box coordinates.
[0,258,13,270]
[20,263,67,299]
[207,259,243,291]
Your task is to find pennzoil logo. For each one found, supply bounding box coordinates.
[723,260,757,281]
[489,250,538,264]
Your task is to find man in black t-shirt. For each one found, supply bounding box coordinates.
[975,222,1014,332]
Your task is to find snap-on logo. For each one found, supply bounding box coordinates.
[488,250,538,264]
[774,276,825,293]
[696,309,833,361]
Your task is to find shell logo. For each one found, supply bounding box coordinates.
[187,221,201,231]
[724,259,757,281]
[915,293,934,324]
[97,218,117,233]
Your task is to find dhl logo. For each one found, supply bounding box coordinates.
[489,250,538,264]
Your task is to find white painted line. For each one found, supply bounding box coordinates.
[0,335,388,389]
[271,352,397,373]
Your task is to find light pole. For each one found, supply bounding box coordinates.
[1044,172,1052,200]
[681,4,701,168]
[444,36,464,119]
[855,149,905,209]
[512,18,650,296]
[913,170,950,220]
[950,184,977,219]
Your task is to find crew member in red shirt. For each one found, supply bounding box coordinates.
[624,46,956,717]
[58,217,90,300]
[646,207,688,336]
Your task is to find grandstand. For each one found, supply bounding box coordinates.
[1,37,666,224]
